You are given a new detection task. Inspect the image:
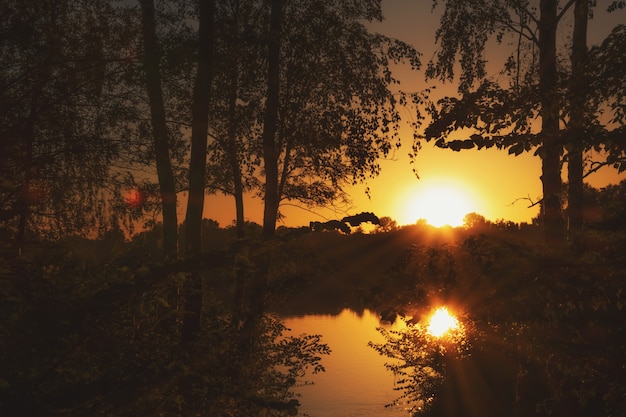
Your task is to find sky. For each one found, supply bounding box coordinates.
[198,1,626,229]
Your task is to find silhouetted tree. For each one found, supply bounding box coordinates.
[261,0,283,240]
[204,1,420,240]
[424,0,621,243]
[564,0,589,233]
[423,0,577,245]
[184,0,217,255]
[0,0,140,251]
[590,179,626,229]
[206,0,265,238]
[584,23,626,173]
[342,212,381,226]
[538,0,565,245]
[138,0,179,260]
[375,216,399,232]
[463,212,488,229]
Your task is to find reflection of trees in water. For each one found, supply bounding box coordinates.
[177,238,331,416]
[152,242,329,417]
[197,311,330,417]
[0,239,329,416]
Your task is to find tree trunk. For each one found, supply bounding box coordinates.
[184,0,216,255]
[228,63,245,238]
[138,0,178,260]
[539,0,565,245]
[15,82,40,256]
[261,0,283,240]
[566,0,589,234]
[180,0,215,347]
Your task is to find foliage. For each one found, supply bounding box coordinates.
[370,319,472,417]
[422,0,625,244]
[375,216,399,233]
[0,235,329,416]
[372,225,626,416]
[205,0,266,197]
[0,0,142,240]
[585,24,626,173]
[205,0,422,223]
[423,80,541,155]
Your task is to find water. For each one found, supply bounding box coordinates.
[283,309,409,417]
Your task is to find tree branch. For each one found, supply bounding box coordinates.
[509,194,542,209]
[557,0,577,22]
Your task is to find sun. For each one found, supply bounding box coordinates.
[427,307,459,338]
[405,182,476,227]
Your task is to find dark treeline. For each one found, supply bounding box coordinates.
[1,0,626,416]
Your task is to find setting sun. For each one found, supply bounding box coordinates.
[427,307,459,338]
[404,182,476,227]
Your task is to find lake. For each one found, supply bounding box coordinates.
[283,309,409,417]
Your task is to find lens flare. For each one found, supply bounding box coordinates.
[427,307,459,338]
[125,188,145,208]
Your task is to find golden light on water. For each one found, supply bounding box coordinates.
[427,307,459,338]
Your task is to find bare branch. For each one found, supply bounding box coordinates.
[509,194,542,208]
[584,158,626,179]
[557,0,577,22]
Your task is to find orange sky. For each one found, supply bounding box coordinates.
[198,1,626,229]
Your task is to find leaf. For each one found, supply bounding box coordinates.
[448,139,475,151]
[435,138,448,148]
[508,143,526,156]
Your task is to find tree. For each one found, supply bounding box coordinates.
[584,23,626,174]
[138,0,179,260]
[135,0,221,259]
[423,0,580,244]
[375,216,399,233]
[564,0,589,233]
[0,0,139,250]
[463,212,488,229]
[205,0,271,238]
[184,0,217,254]
[202,1,420,240]
[261,0,283,240]
[423,1,625,244]
[538,0,565,245]
[264,1,420,238]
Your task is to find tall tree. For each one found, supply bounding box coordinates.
[565,0,589,233]
[184,0,217,254]
[206,0,266,238]
[138,0,179,260]
[423,0,580,245]
[538,0,565,244]
[180,0,216,346]
[225,62,247,239]
[423,1,625,243]
[204,1,419,240]
[261,0,283,240]
[274,0,420,217]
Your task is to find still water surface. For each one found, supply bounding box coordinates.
[283,309,409,417]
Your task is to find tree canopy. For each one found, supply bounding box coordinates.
[422,0,625,244]
[0,0,143,244]
[202,0,421,238]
